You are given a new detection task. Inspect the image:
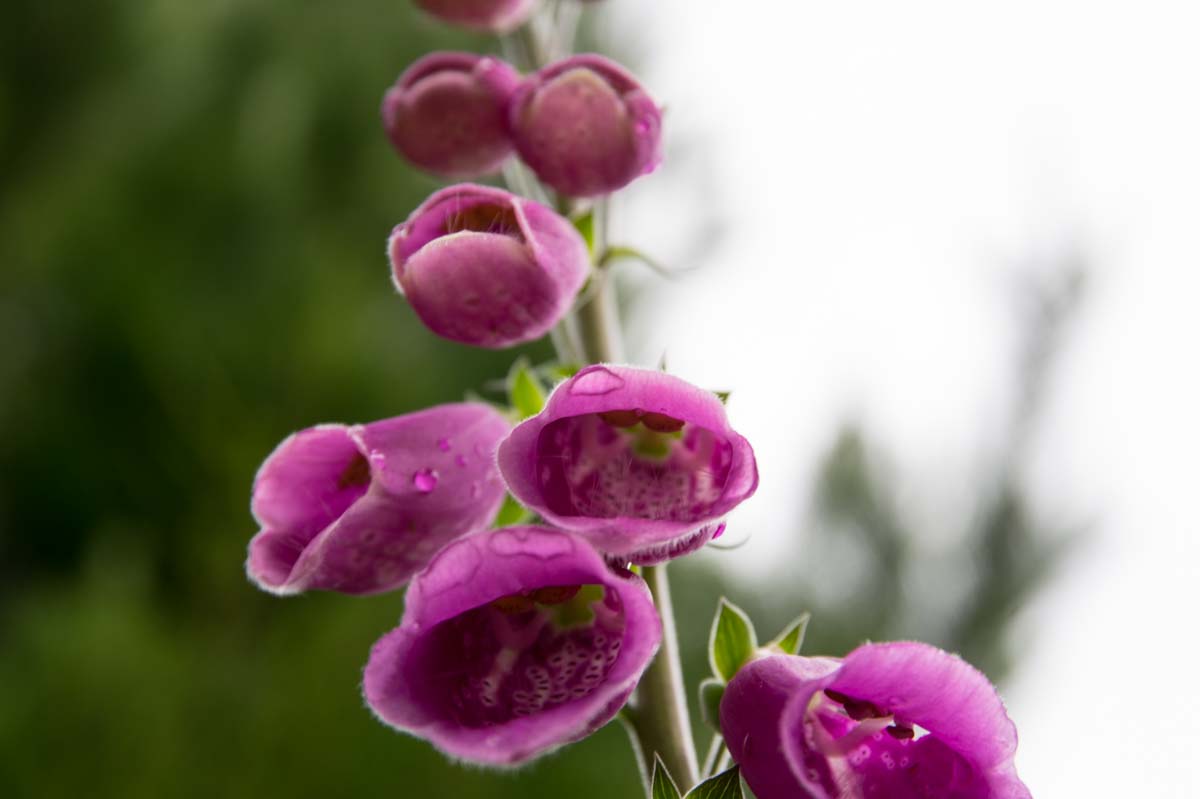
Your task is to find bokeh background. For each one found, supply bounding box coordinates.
[2,1,1196,797]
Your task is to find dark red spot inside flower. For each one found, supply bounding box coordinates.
[443,202,524,241]
[640,412,685,433]
[599,409,641,428]
[825,689,887,720]
[886,724,915,740]
[337,453,371,489]
[491,594,536,614]
[530,585,582,605]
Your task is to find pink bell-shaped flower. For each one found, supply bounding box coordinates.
[363,525,662,765]
[720,644,1031,799]
[246,403,510,595]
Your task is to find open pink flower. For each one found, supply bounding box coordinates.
[363,525,662,766]
[246,403,509,595]
[389,183,589,348]
[720,643,1030,799]
[382,52,521,178]
[510,54,663,197]
[497,365,758,564]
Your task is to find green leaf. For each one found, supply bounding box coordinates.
[507,358,546,419]
[708,598,757,683]
[698,677,725,730]
[651,755,683,799]
[492,494,531,528]
[684,766,743,799]
[713,390,731,405]
[572,209,596,257]
[767,613,811,656]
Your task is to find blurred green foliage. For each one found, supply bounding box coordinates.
[0,2,1076,797]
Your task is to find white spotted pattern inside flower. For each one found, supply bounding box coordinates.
[534,412,733,521]
[424,584,626,727]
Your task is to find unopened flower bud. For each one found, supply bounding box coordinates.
[413,0,537,33]
[382,52,521,179]
[389,183,589,348]
[510,54,663,196]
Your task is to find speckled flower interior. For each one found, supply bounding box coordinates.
[409,582,627,726]
[535,411,734,523]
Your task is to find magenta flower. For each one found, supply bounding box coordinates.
[363,525,662,766]
[497,365,758,564]
[382,52,521,179]
[510,54,663,197]
[720,643,1031,799]
[246,403,510,596]
[413,0,536,33]
[389,183,590,348]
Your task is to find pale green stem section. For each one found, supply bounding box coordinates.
[701,733,726,780]
[626,564,701,791]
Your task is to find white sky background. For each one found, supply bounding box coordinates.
[603,1,1200,796]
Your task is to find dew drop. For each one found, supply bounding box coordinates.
[413,468,439,493]
[568,366,625,396]
[437,437,451,452]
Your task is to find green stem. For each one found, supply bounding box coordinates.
[700,734,726,779]
[577,199,623,363]
[628,564,701,791]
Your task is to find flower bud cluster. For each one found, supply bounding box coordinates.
[383,50,661,197]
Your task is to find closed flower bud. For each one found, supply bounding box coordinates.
[382,52,521,179]
[413,0,537,33]
[510,54,663,196]
[389,183,589,348]
[246,403,510,595]
[720,644,1030,799]
[497,365,758,564]
[363,525,662,766]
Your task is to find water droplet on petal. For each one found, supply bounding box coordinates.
[436,437,451,452]
[413,468,438,493]
[568,366,625,396]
